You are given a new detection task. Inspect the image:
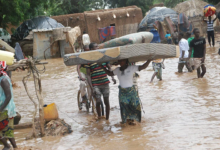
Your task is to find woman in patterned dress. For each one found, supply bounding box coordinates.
[100,59,151,125]
[0,61,17,150]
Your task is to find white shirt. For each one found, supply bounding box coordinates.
[82,34,90,46]
[113,65,139,88]
[179,38,189,58]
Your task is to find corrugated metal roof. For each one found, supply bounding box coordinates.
[32,27,71,33]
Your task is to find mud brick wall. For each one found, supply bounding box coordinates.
[52,6,143,44]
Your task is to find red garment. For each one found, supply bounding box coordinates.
[0,61,8,76]
[0,118,9,131]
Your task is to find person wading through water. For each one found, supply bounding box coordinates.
[178,32,192,73]
[172,29,179,45]
[188,28,206,78]
[203,12,218,47]
[186,31,195,70]
[100,59,152,125]
[0,61,17,150]
[77,45,90,110]
[86,43,116,120]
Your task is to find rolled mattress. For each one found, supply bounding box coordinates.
[64,43,178,66]
[98,32,154,49]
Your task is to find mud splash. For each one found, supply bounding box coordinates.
[4,42,220,149]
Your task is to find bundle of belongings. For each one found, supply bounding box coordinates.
[204,5,216,17]
[99,26,116,43]
[45,119,72,136]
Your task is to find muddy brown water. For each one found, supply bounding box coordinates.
[3,43,220,149]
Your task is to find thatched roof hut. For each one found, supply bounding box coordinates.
[52,6,143,44]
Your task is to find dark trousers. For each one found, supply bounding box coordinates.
[167,39,172,44]
[207,31,215,46]
[178,58,192,73]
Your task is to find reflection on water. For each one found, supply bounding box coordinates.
[7,44,220,149]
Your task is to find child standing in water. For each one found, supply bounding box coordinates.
[165,31,172,44]
[150,59,165,83]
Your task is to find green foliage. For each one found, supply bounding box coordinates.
[0,0,29,28]
[47,0,108,16]
[0,0,55,29]
[207,0,219,5]
[163,0,184,8]
[0,28,9,37]
[109,0,153,14]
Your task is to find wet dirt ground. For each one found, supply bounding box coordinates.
[5,38,220,149]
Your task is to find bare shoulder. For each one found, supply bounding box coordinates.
[1,77,10,86]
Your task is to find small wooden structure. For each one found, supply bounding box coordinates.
[32,27,74,59]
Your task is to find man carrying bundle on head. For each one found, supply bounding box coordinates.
[188,28,206,78]
[86,43,116,121]
[76,45,90,110]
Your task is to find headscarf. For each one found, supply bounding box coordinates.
[0,61,8,76]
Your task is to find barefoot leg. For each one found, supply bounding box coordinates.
[200,64,206,78]
[9,138,17,148]
[0,138,11,150]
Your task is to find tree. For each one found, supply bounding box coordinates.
[207,0,219,5]
[109,0,153,14]
[163,0,184,8]
[0,0,55,29]
[0,0,29,28]
[47,0,106,16]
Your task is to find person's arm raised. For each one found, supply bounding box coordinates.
[138,60,152,71]
[0,78,11,112]
[99,64,114,76]
[213,12,218,22]
[106,63,116,84]
[77,65,85,81]
[86,68,93,91]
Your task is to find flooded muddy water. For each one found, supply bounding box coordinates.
[6,42,220,149]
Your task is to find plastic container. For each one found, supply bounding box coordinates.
[0,50,14,65]
[82,34,90,46]
[43,103,59,122]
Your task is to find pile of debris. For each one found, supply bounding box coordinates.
[26,118,72,140]
[139,7,178,31]
[44,119,72,136]
[173,0,208,17]
[174,0,220,35]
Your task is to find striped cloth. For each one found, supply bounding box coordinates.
[85,63,110,86]
[207,20,214,31]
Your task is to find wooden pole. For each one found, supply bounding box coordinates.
[14,58,47,137]
[22,71,37,138]
[32,72,45,136]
